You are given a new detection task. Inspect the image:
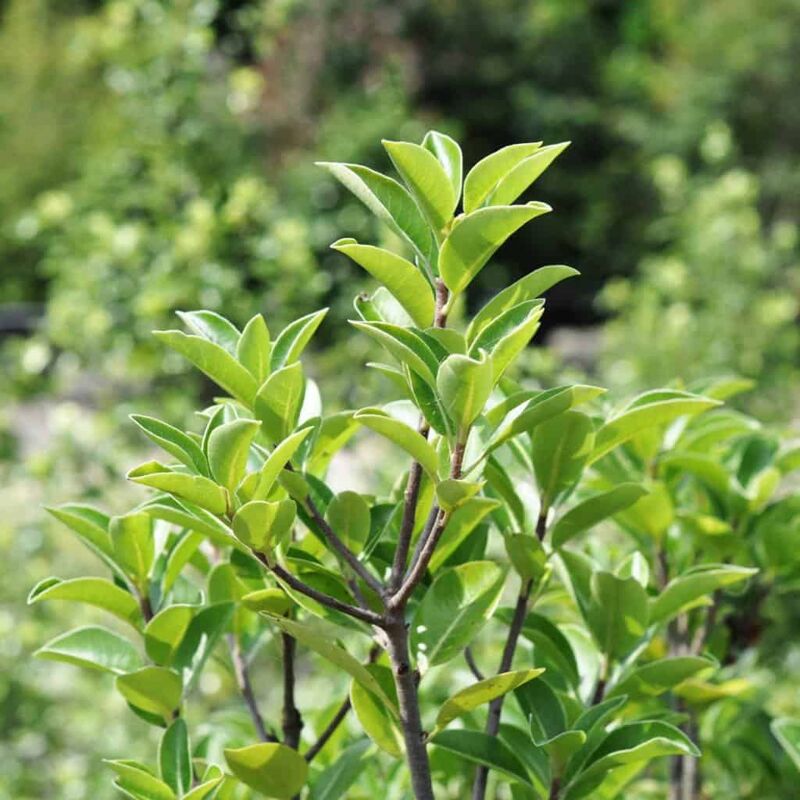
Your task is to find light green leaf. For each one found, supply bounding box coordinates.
[183,778,224,800]
[430,497,499,572]
[586,572,649,660]
[354,408,439,480]
[463,141,542,213]
[237,315,271,382]
[423,130,463,200]
[106,761,176,800]
[384,139,457,230]
[772,718,800,773]
[439,204,551,296]
[606,657,715,700]
[326,491,371,551]
[35,625,141,674]
[350,664,404,757]
[144,605,195,665]
[615,482,674,542]
[437,351,493,432]
[468,265,579,343]
[207,418,260,493]
[139,497,236,552]
[317,161,432,259]
[434,668,545,734]
[159,718,192,797]
[532,411,595,510]
[591,392,721,464]
[154,330,257,406]
[550,483,648,549]
[233,499,296,551]
[350,320,438,386]
[270,308,328,371]
[224,743,308,799]
[251,428,313,500]
[411,561,505,668]
[435,478,483,512]
[116,666,183,720]
[28,576,140,628]
[241,588,293,616]
[255,363,305,443]
[503,533,547,582]
[431,729,533,787]
[177,310,240,354]
[487,141,570,206]
[332,239,434,327]
[110,512,155,587]
[130,415,209,476]
[173,603,234,689]
[308,740,371,800]
[650,564,757,625]
[128,463,228,516]
[46,504,115,567]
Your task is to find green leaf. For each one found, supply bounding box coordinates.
[435,478,483,512]
[503,533,547,582]
[154,330,257,406]
[650,564,757,625]
[308,740,371,800]
[586,572,649,660]
[487,141,570,206]
[144,605,195,665]
[28,576,140,627]
[429,497,499,572]
[224,743,308,799]
[317,161,432,259]
[411,561,505,668]
[242,587,293,616]
[172,603,234,689]
[350,321,438,386]
[110,512,155,587]
[326,491,371,551]
[437,351,494,432]
[468,265,579,343]
[463,141,542,213]
[116,666,183,720]
[255,365,305,446]
[207,418,260,493]
[423,130,463,200]
[506,611,579,688]
[177,310,241,354]
[128,463,228,516]
[332,239,435,327]
[532,411,595,510]
[384,139,457,230]
[431,729,533,787]
[251,428,313,501]
[233,499,296,551]
[565,721,699,799]
[434,668,545,734]
[35,626,141,674]
[606,657,715,700]
[140,497,236,552]
[614,482,674,542]
[439,204,551,296]
[183,778,224,800]
[46,503,116,567]
[130,415,209,476]
[237,314,271,382]
[350,664,404,757]
[159,718,192,796]
[591,392,721,464]
[106,761,176,800]
[354,408,439,480]
[772,718,800,773]
[270,308,328,371]
[516,677,567,741]
[550,483,648,549]
[407,366,452,436]
[263,614,398,714]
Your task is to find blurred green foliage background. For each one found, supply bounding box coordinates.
[1,1,798,798]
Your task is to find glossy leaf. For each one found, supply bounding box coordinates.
[110,512,155,587]
[487,141,570,206]
[172,603,234,689]
[28,576,140,627]
[177,310,240,353]
[270,308,328,371]
[159,718,192,796]
[128,463,228,516]
[435,478,483,512]
[46,503,116,567]
[436,351,494,431]
[233,499,296,552]
[251,427,313,500]
[106,761,176,800]
[423,130,463,199]
[237,314,271,382]
[350,321,438,386]
[224,743,308,799]
[255,363,305,443]
[130,415,209,476]
[463,141,542,212]
[144,605,195,665]
[326,491,371,551]
[116,666,183,719]
[208,418,260,493]
[35,626,141,674]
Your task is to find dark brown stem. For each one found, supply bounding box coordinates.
[228,634,276,743]
[138,592,154,623]
[434,279,449,328]
[464,647,485,681]
[385,613,435,800]
[549,776,562,800]
[281,632,303,750]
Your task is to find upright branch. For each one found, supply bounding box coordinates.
[228,634,275,743]
[281,631,303,750]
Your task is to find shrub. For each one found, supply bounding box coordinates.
[31,134,799,799]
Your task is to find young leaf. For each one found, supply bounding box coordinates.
[224,743,308,800]
[423,130,463,200]
[251,428,313,500]
[183,778,223,800]
[127,463,228,516]
[436,351,493,432]
[326,491,371,552]
[45,504,115,566]
[144,605,195,665]
[411,561,505,668]
[317,161,432,260]
[550,483,648,549]
[354,408,439,480]
[434,668,545,734]
[586,571,649,660]
[350,321,439,386]
[139,497,236,551]
[439,203,551,296]
[255,363,305,443]
[606,656,715,700]
[28,577,140,628]
[233,499,296,552]
[650,564,757,625]
[207,418,260,493]
[35,626,141,674]
[130,415,209,476]
[486,141,570,206]
[106,761,176,800]
[154,330,257,406]
[176,310,241,354]
[332,239,435,327]
[110,512,154,588]
[237,314,271,382]
[350,664,404,757]
[463,141,542,213]
[159,718,192,796]
[116,666,183,720]
[270,308,328,370]
[435,478,483,512]
[383,139,457,230]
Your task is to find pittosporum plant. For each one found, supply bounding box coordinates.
[29,133,797,799]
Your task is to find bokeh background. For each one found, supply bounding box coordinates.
[1,1,798,798]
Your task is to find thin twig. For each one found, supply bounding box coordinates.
[464,647,485,682]
[281,632,303,750]
[228,634,276,742]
